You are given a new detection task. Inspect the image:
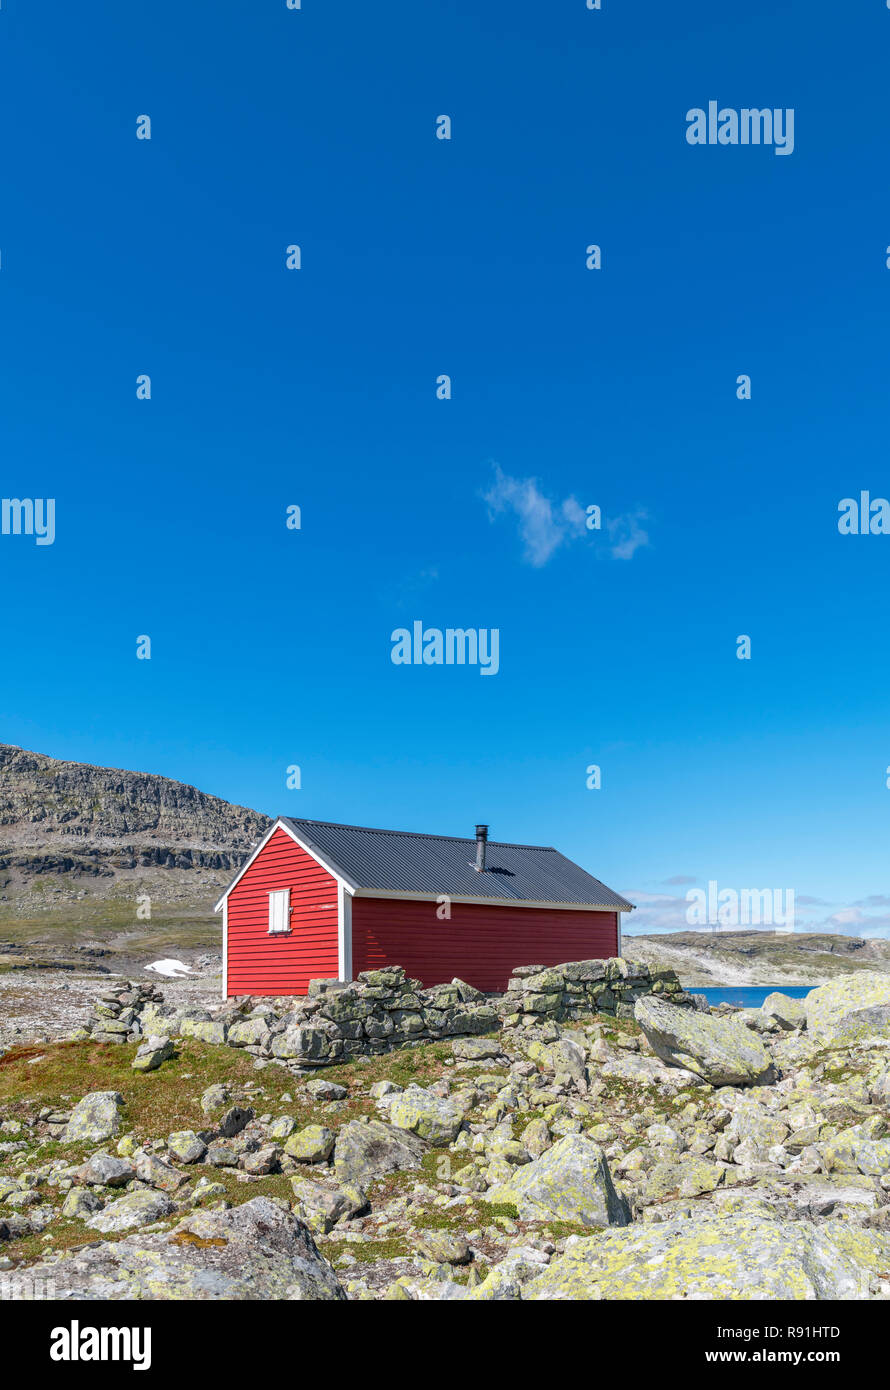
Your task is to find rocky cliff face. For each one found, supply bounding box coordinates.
[0,745,271,916]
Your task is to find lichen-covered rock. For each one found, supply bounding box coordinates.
[806,973,890,1047]
[290,1177,368,1233]
[634,996,773,1086]
[179,1019,228,1046]
[417,1230,471,1265]
[639,1155,724,1202]
[761,992,808,1030]
[284,1125,335,1163]
[200,1083,229,1115]
[133,1151,189,1192]
[11,1197,346,1299]
[166,1131,207,1165]
[74,1153,135,1188]
[63,1091,125,1143]
[527,1037,587,1080]
[871,1068,890,1106]
[388,1084,464,1145]
[304,1078,348,1102]
[132,1036,175,1072]
[524,1216,890,1300]
[61,1188,105,1219]
[728,1100,789,1153]
[227,1018,271,1048]
[272,1027,336,1064]
[819,1127,890,1177]
[452,1038,503,1062]
[333,1119,428,1186]
[87,1189,175,1233]
[205,1143,238,1167]
[486,1134,630,1228]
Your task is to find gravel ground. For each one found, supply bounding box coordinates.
[0,959,222,1045]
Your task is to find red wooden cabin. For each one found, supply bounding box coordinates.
[215,818,633,998]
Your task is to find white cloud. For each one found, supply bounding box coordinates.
[483,465,651,567]
[483,466,586,567]
[607,508,650,560]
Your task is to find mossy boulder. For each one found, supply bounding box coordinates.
[634,996,773,1086]
[388,1084,465,1146]
[524,1216,890,1300]
[12,1198,346,1300]
[63,1091,125,1143]
[806,973,890,1047]
[87,1189,175,1233]
[485,1134,630,1228]
[761,992,808,1030]
[333,1119,428,1186]
[284,1125,335,1163]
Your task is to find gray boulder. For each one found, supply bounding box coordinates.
[74,1153,135,1188]
[63,1091,125,1143]
[216,1106,254,1139]
[87,1189,175,1233]
[305,1079,347,1101]
[290,1177,368,1232]
[166,1131,207,1165]
[486,1134,630,1228]
[388,1084,464,1145]
[333,1119,428,1186]
[634,995,774,1086]
[806,972,890,1047]
[452,1038,503,1061]
[132,1036,175,1072]
[13,1197,345,1299]
[761,992,808,1030]
[524,1215,890,1300]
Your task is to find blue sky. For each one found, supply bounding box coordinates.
[1,0,888,936]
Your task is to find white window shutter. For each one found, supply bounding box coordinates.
[268,889,290,934]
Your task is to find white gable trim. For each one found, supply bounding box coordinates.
[282,821,359,894]
[221,899,228,1000]
[213,817,357,912]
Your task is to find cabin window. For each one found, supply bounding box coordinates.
[268,889,291,934]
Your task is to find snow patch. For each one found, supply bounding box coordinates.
[146,959,193,978]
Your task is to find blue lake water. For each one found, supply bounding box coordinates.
[690,985,812,1009]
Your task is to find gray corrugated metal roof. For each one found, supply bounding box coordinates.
[281,818,632,909]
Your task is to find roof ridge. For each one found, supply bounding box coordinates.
[281,816,556,853]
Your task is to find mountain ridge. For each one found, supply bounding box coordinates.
[0,744,271,920]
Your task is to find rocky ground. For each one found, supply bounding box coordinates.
[0,955,222,1045]
[2,965,890,1300]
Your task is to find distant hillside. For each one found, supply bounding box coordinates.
[0,745,271,928]
[624,929,890,988]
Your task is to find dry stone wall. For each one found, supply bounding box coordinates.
[79,958,692,1070]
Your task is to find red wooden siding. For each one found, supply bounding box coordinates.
[226,827,339,996]
[350,896,618,993]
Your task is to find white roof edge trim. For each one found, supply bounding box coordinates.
[213,818,358,912]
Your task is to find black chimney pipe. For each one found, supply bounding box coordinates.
[474,824,488,872]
